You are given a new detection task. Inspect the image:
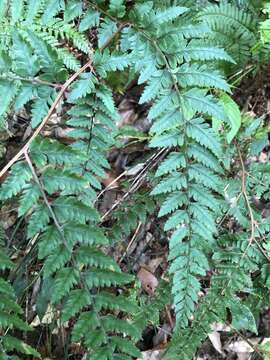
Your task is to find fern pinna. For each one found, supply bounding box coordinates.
[0,0,269,359]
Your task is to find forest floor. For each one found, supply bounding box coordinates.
[1,66,270,360]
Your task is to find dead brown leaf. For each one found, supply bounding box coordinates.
[153,324,172,347]
[138,349,166,360]
[147,257,163,273]
[137,266,159,295]
[101,171,119,188]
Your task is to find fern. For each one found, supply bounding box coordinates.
[121,2,230,329]
[168,115,270,358]
[0,226,40,358]
[0,0,91,126]
[120,1,270,357]
[0,1,269,359]
[0,3,142,358]
[199,1,258,67]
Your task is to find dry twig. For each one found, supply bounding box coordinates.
[0,60,93,179]
[237,145,256,243]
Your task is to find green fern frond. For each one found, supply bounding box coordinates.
[98,18,118,48]
[0,241,40,357]
[199,2,258,65]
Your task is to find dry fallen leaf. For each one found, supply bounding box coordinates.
[117,99,138,127]
[138,349,166,360]
[31,304,56,326]
[225,338,270,360]
[147,257,164,273]
[258,151,268,163]
[208,331,225,356]
[137,266,159,295]
[153,324,172,347]
[210,322,231,332]
[207,322,231,357]
[0,205,17,230]
[101,171,119,188]
[226,341,252,360]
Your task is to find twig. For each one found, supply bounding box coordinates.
[119,221,142,263]
[165,305,174,329]
[237,145,256,244]
[0,74,61,88]
[0,23,127,180]
[0,60,93,180]
[101,148,167,221]
[24,151,64,235]
[95,170,127,203]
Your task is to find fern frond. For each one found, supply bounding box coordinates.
[199,2,258,65]
[0,240,40,357]
[126,0,232,333]
[68,73,96,102]
[180,40,235,63]
[98,19,118,48]
[183,88,227,121]
[41,0,64,24]
[0,80,18,126]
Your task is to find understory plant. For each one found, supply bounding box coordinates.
[0,0,270,359]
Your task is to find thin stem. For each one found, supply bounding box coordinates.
[24,150,112,356]
[0,23,127,180]
[95,170,127,203]
[24,151,63,234]
[0,60,93,179]
[119,221,142,263]
[237,145,256,243]
[0,74,61,88]
[100,148,167,221]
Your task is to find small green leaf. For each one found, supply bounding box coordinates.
[261,340,270,360]
[230,300,257,334]
[109,0,126,18]
[64,0,82,22]
[250,135,268,156]
[219,93,241,143]
[79,10,100,31]
[2,335,41,358]
[98,19,117,48]
[68,73,96,102]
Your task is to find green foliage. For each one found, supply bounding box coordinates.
[260,3,270,44]
[0,0,91,127]
[167,115,270,358]
[199,1,258,68]
[121,1,230,331]
[0,230,40,357]
[0,0,270,359]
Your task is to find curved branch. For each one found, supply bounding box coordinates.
[0,22,127,180]
[0,60,92,179]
